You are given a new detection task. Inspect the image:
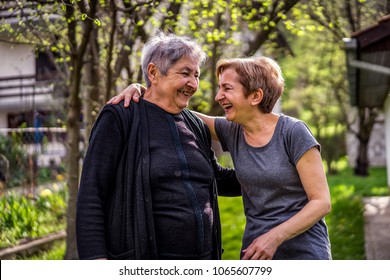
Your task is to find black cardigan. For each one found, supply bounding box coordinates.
[76,99,240,260]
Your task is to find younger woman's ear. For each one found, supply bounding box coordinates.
[251,89,263,106]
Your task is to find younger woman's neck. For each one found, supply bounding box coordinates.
[242,112,279,134]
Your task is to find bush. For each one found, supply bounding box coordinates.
[0,187,67,248]
[0,133,29,188]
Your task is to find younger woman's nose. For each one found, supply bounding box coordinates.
[215,89,224,102]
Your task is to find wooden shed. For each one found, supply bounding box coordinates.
[344,15,390,186]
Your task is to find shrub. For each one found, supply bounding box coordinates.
[0,187,67,248]
[0,133,29,188]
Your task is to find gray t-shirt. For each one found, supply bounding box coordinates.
[215,114,331,259]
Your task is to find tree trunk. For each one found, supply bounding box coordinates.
[208,13,224,116]
[64,72,82,259]
[355,140,369,176]
[84,34,101,145]
[63,0,98,259]
[354,107,379,176]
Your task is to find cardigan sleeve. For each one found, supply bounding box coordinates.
[182,109,241,197]
[76,104,126,259]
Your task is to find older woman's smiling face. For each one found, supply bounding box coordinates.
[148,56,200,114]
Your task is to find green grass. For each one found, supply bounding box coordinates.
[326,166,388,259]
[219,196,245,260]
[218,164,388,260]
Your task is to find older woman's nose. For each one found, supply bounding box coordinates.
[187,75,199,89]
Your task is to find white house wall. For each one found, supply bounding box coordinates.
[0,41,34,77]
[0,41,57,120]
[0,112,7,135]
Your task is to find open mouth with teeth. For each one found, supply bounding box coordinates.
[221,103,233,112]
[178,89,192,97]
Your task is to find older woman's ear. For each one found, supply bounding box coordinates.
[147,63,159,85]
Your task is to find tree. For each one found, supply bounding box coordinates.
[1,0,73,257]
[278,25,348,174]
[163,0,301,115]
[1,0,103,258]
[303,0,389,175]
[55,0,160,259]
[61,0,99,259]
[278,0,389,175]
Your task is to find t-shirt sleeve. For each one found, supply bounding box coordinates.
[286,120,320,165]
[215,117,239,152]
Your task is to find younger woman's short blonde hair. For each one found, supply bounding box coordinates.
[216,56,285,113]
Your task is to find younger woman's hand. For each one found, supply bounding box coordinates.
[107,83,145,107]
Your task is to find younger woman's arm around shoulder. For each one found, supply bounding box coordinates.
[192,111,218,140]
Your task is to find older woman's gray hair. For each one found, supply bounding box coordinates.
[141,33,207,87]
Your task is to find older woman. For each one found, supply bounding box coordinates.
[115,56,332,260]
[76,33,240,260]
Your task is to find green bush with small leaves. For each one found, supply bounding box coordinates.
[0,187,67,248]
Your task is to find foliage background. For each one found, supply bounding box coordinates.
[0,0,389,259]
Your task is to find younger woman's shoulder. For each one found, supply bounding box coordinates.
[280,114,301,125]
[280,114,309,130]
[215,116,240,129]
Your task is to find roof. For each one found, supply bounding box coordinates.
[346,15,390,108]
[352,15,390,51]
